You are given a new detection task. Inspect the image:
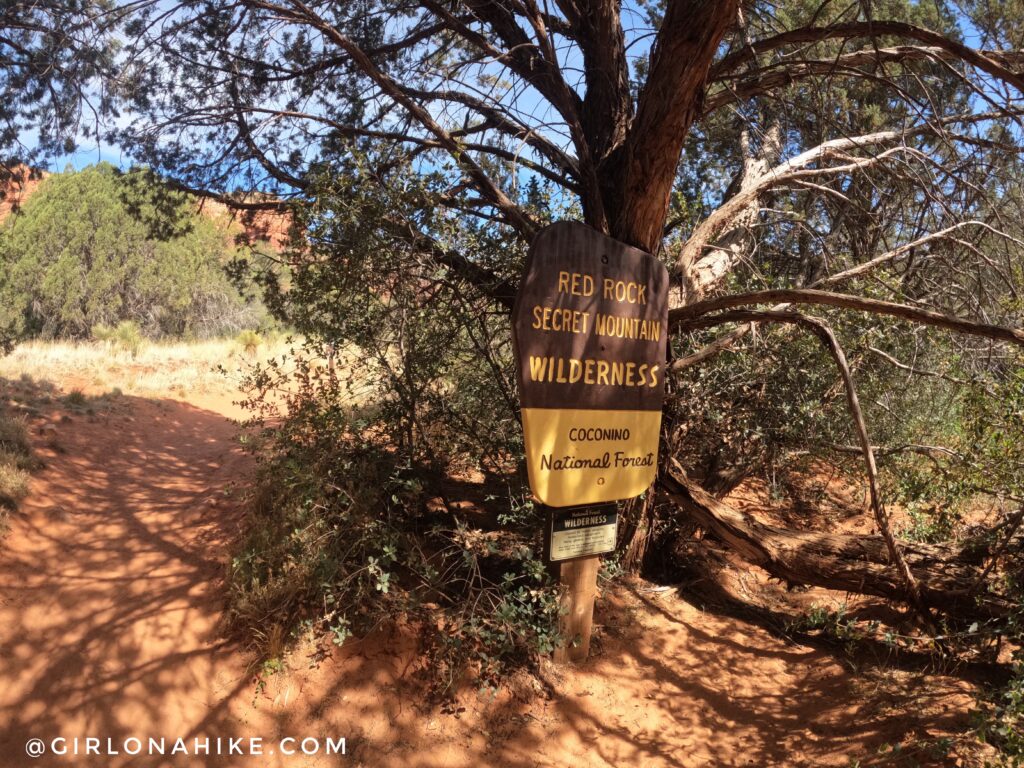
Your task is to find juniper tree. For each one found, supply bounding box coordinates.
[52,0,1024,621]
[0,163,263,339]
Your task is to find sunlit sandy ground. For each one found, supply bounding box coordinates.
[0,338,290,399]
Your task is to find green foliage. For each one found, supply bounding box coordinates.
[0,461,30,511]
[220,162,574,692]
[977,666,1024,764]
[902,503,959,544]
[975,605,1024,764]
[91,323,114,343]
[0,412,31,458]
[791,604,878,657]
[63,389,87,408]
[960,362,1024,500]
[229,356,562,696]
[0,163,264,343]
[235,162,537,472]
[668,321,843,487]
[0,2,118,164]
[93,320,143,358]
[235,329,263,356]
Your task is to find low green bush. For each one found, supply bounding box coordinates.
[93,320,143,358]
[235,329,263,356]
[63,389,88,408]
[0,412,30,456]
[229,357,561,697]
[0,460,30,507]
[975,610,1024,764]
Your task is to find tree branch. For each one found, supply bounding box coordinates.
[668,310,935,621]
[252,0,538,239]
[706,45,959,113]
[713,20,1024,94]
[669,289,1024,347]
[658,463,1014,619]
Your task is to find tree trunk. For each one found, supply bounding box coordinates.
[599,0,739,252]
[658,464,1015,620]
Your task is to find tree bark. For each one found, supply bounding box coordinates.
[601,0,739,251]
[658,464,1015,620]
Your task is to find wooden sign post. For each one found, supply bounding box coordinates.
[511,222,669,663]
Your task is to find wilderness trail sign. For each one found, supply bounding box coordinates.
[512,221,670,508]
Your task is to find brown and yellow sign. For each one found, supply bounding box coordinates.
[512,222,669,507]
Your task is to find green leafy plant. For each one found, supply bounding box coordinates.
[974,599,1024,764]
[235,329,263,356]
[227,353,562,697]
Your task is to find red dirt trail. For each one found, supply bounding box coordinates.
[0,394,978,767]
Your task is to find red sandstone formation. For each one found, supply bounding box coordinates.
[0,166,49,221]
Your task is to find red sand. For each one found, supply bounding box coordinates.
[0,394,979,767]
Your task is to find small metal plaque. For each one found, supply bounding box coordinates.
[548,507,618,562]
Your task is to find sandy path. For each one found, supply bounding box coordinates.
[0,397,267,767]
[0,392,979,767]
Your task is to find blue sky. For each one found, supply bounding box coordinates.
[50,143,130,172]
[21,0,998,186]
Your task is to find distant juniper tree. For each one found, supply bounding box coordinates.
[0,163,263,340]
[0,1,124,349]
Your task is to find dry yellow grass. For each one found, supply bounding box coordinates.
[0,337,292,399]
[0,413,34,515]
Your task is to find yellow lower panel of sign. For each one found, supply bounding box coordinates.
[521,408,661,507]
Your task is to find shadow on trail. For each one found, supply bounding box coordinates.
[0,376,253,767]
[671,567,1011,689]
[289,578,976,768]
